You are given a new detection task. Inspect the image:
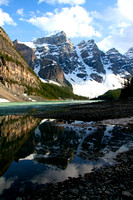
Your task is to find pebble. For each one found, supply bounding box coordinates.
[122,191,133,198]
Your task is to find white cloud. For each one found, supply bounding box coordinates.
[117,0,133,21]
[0,8,16,26]
[95,0,133,53]
[0,177,15,195]
[17,8,24,16]
[38,0,86,5]
[97,24,133,54]
[0,0,9,6]
[92,0,133,23]
[26,6,100,38]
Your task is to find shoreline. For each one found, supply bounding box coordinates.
[33,98,133,122]
[31,149,133,200]
[5,149,132,200]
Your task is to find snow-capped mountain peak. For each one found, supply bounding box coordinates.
[125,47,133,59]
[14,32,133,98]
[33,31,72,46]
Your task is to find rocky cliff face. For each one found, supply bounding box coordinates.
[13,40,37,69]
[33,31,74,85]
[15,31,76,85]
[0,27,41,99]
[16,31,133,98]
[77,40,105,74]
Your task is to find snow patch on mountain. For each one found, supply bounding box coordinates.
[0,98,10,102]
[18,32,133,98]
[65,72,122,98]
[39,78,60,86]
[64,41,123,98]
[34,61,41,76]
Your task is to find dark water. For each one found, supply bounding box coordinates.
[0,115,133,198]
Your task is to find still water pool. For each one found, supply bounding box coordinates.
[0,115,133,199]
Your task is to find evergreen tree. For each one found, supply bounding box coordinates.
[120,76,133,99]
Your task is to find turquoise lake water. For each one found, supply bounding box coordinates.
[0,100,97,116]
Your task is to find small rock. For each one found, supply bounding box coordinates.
[122,191,133,198]
[105,190,111,195]
[69,188,79,195]
[82,195,88,200]
[57,194,63,199]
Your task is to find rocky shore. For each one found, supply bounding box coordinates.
[34,98,133,122]
[13,149,133,200]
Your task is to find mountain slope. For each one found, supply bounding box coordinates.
[0,82,23,102]
[1,27,87,101]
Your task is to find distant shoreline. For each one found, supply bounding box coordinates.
[1,99,133,122]
[33,98,133,122]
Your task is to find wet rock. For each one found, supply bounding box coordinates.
[122,191,133,198]
[69,188,79,195]
[3,148,133,200]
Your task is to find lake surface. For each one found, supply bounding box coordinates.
[0,100,98,116]
[0,113,133,199]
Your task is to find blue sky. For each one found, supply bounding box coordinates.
[0,0,133,53]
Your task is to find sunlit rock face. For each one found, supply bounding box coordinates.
[0,27,41,97]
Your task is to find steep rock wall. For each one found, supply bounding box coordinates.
[0,27,41,95]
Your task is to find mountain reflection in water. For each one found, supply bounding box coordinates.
[0,116,133,198]
[0,115,41,176]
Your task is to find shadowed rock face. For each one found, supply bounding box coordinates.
[106,48,127,74]
[38,59,65,85]
[78,40,106,74]
[33,31,79,77]
[13,40,37,69]
[33,31,74,85]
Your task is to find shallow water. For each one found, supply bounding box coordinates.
[0,115,133,198]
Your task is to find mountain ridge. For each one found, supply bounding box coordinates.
[0,27,87,102]
[14,31,133,98]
